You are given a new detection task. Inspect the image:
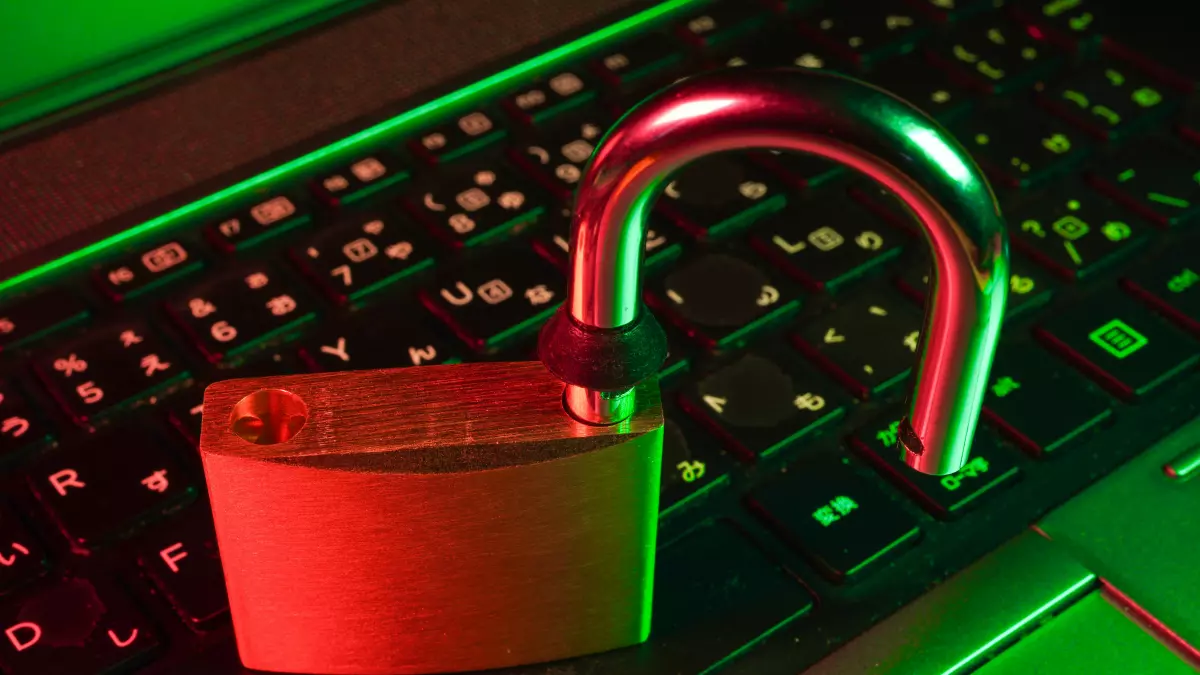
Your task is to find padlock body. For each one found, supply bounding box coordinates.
[199,363,662,675]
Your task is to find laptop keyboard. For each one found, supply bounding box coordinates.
[1,0,1199,673]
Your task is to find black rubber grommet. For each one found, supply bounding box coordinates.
[538,307,668,392]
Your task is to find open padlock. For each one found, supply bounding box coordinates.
[199,67,1008,675]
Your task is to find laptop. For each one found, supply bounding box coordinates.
[1,0,1198,673]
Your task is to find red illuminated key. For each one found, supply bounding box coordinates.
[137,508,228,629]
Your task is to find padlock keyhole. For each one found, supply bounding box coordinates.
[230,389,308,445]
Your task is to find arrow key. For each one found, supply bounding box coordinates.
[792,287,924,399]
[679,338,848,461]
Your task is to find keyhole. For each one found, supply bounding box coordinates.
[229,389,308,445]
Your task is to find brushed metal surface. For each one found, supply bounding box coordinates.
[1038,413,1200,662]
[200,362,664,675]
[804,530,1096,674]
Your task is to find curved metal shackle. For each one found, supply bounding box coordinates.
[561,67,1008,476]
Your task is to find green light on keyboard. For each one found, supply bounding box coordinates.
[1116,168,1135,182]
[1146,192,1189,208]
[1167,268,1198,293]
[0,0,702,297]
[1088,319,1148,359]
[990,376,1020,397]
[1131,87,1162,108]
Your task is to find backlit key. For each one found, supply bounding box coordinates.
[1087,137,1200,228]
[748,453,920,582]
[1122,246,1200,335]
[205,194,309,252]
[1036,294,1199,399]
[95,240,200,301]
[852,408,1021,518]
[408,109,505,165]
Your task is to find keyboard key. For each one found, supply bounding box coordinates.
[750,195,905,292]
[1123,245,1200,335]
[589,32,686,91]
[981,342,1112,455]
[908,0,993,22]
[680,339,847,461]
[897,251,1055,318]
[659,403,733,515]
[0,289,89,353]
[747,453,920,582]
[953,107,1086,188]
[404,161,543,248]
[1011,0,1106,51]
[752,149,843,191]
[657,154,785,240]
[309,151,410,207]
[1087,137,1200,228]
[644,520,813,673]
[293,209,435,304]
[0,381,49,458]
[929,15,1061,93]
[502,69,599,125]
[1038,60,1176,140]
[168,264,315,362]
[0,577,160,674]
[297,301,458,372]
[533,208,681,269]
[648,250,799,349]
[867,53,976,122]
[1009,179,1148,279]
[34,320,188,423]
[508,110,610,202]
[0,507,46,594]
[674,1,768,48]
[852,409,1021,517]
[137,508,228,629]
[408,109,505,165]
[1035,294,1200,399]
[799,1,929,67]
[28,426,193,546]
[94,240,201,302]
[163,388,205,447]
[420,245,564,353]
[204,194,309,252]
[792,287,923,399]
[714,29,840,72]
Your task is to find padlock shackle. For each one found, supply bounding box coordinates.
[563,67,1008,475]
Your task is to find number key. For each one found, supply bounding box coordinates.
[502,69,599,125]
[309,151,409,207]
[205,194,309,252]
[408,109,505,165]
[792,287,923,399]
[293,210,435,304]
[751,195,905,292]
[168,264,315,362]
[852,407,1021,518]
[1009,179,1148,280]
[680,339,848,461]
[95,240,200,301]
[0,289,89,353]
[34,320,187,423]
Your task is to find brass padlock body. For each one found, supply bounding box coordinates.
[200,362,663,675]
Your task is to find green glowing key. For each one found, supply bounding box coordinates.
[1087,318,1148,359]
[1091,137,1200,227]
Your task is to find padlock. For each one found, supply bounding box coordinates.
[200,67,1008,675]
